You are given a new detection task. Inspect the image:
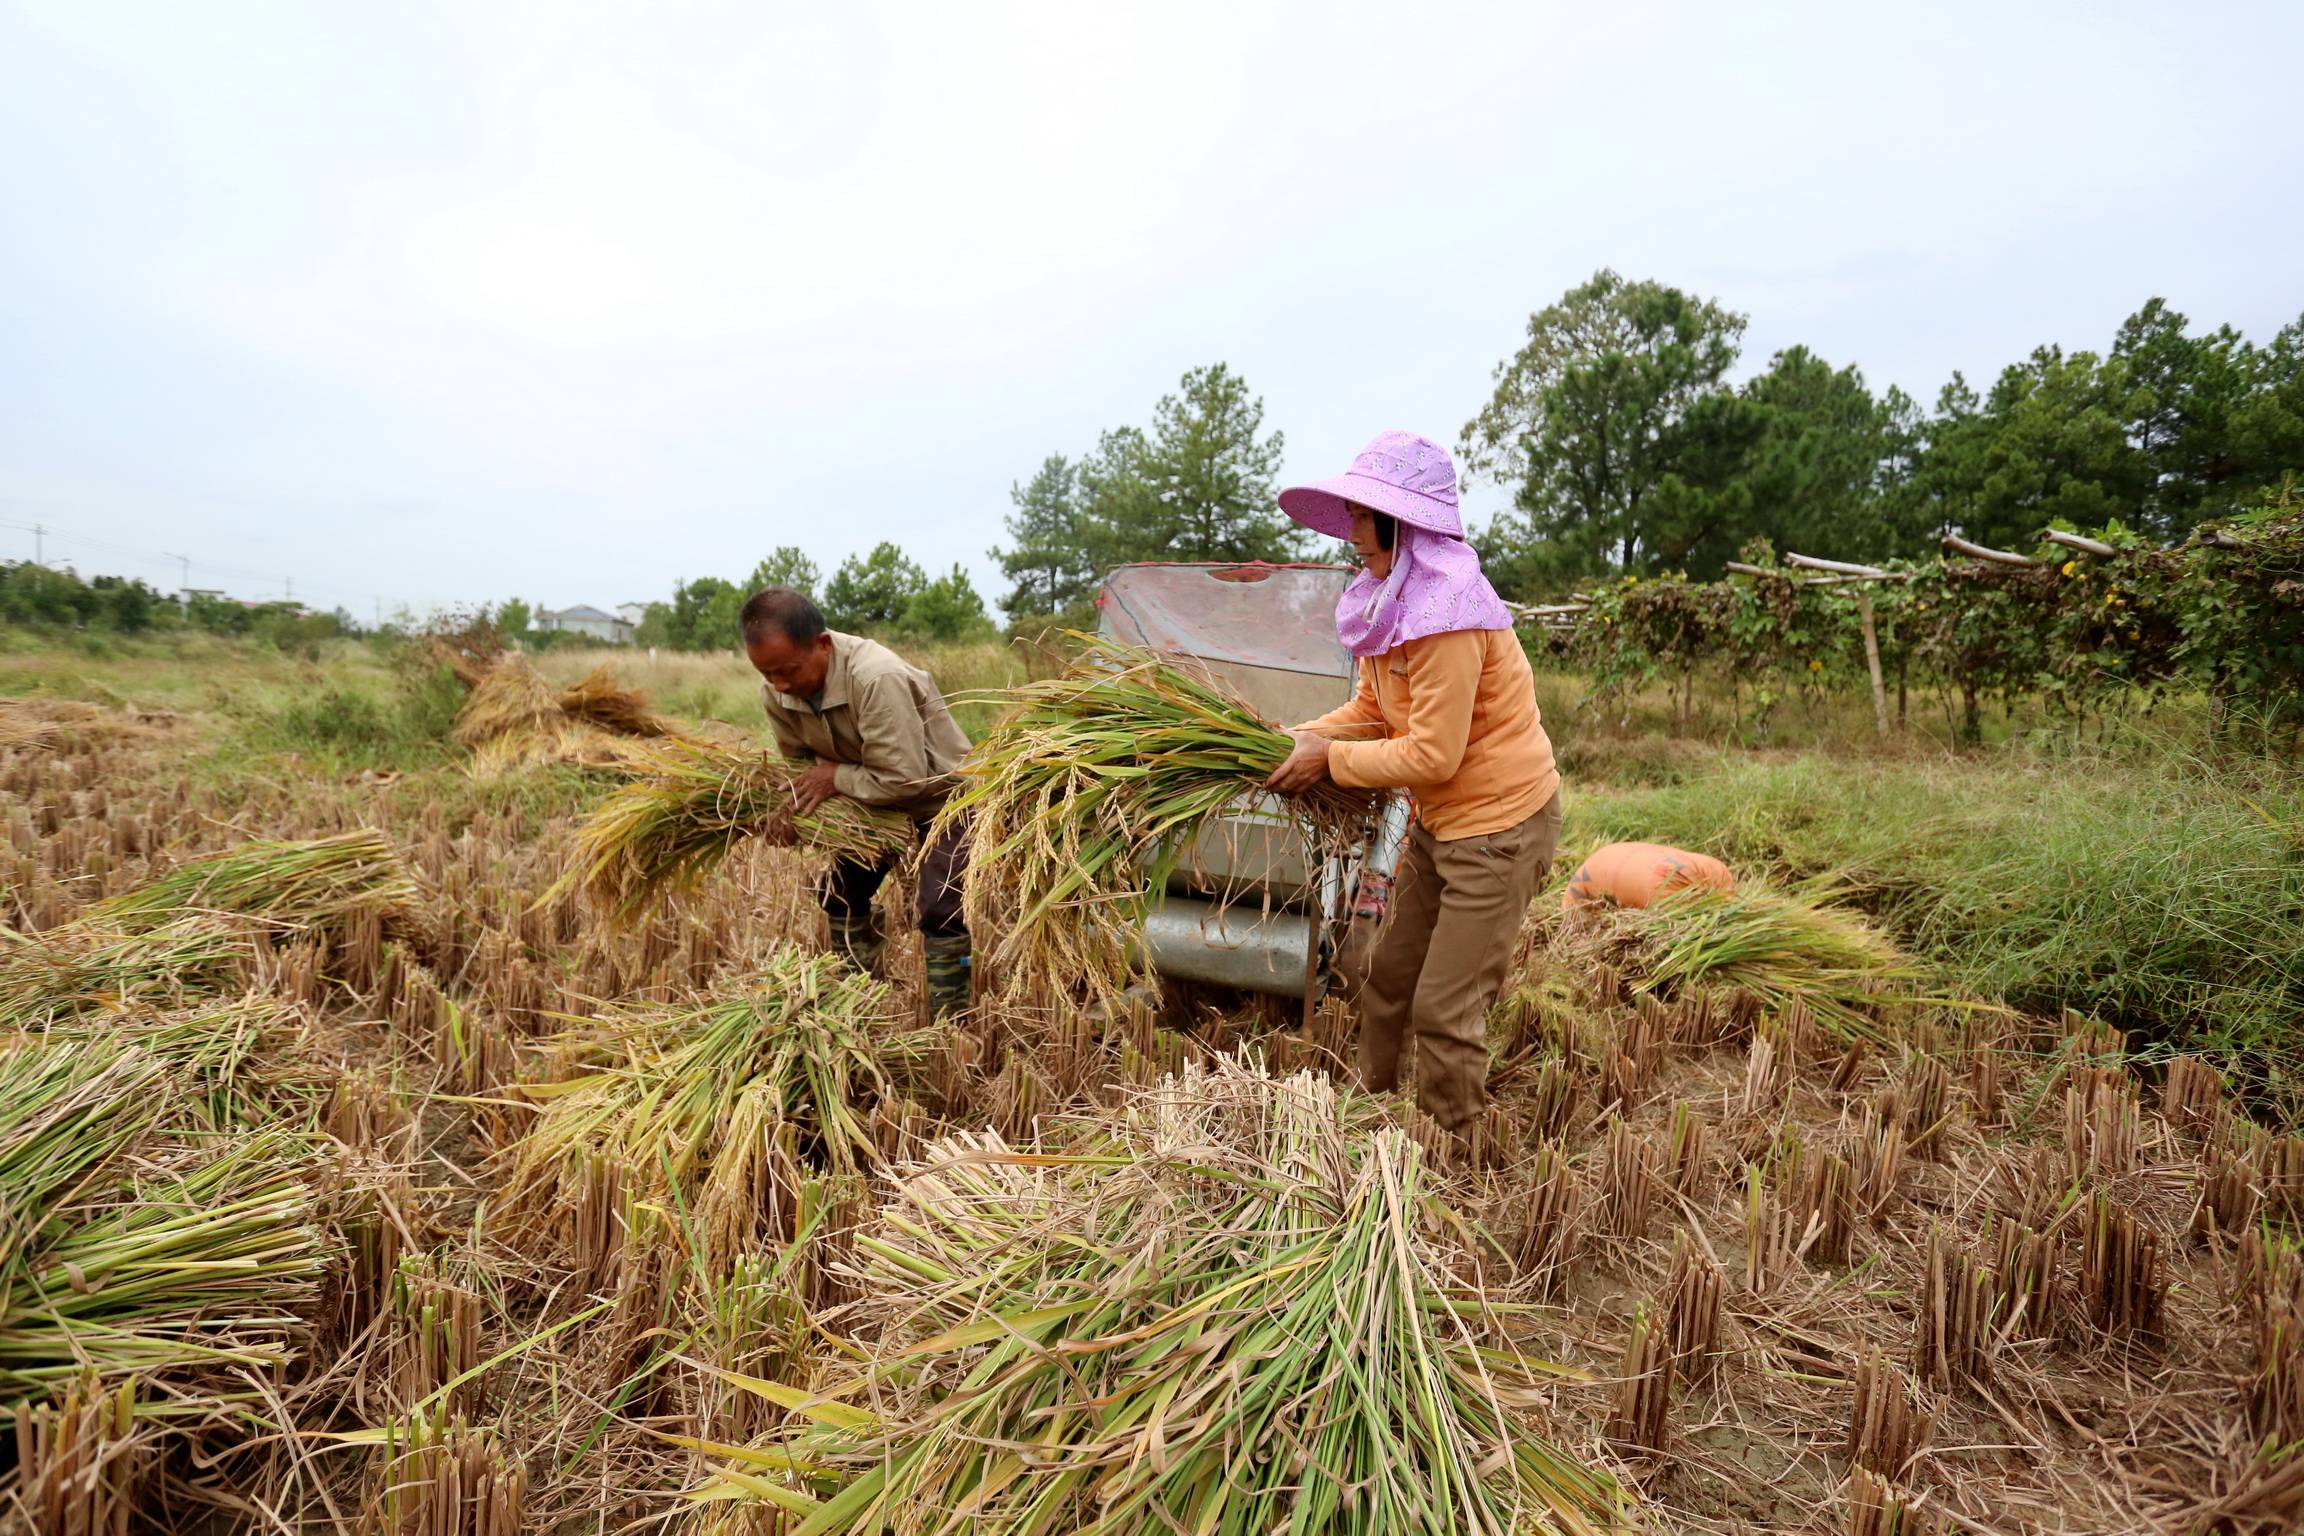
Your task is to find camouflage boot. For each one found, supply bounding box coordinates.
[827,912,885,979]
[921,934,973,1018]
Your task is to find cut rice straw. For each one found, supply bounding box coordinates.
[81,830,415,937]
[937,634,1373,1012]
[557,665,681,739]
[687,1053,1626,1535]
[0,1035,327,1405]
[503,949,927,1219]
[1614,880,1959,1042]
[547,736,913,921]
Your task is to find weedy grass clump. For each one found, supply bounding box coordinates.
[686,1054,1625,1536]
[547,736,913,921]
[503,950,928,1234]
[939,637,1374,1012]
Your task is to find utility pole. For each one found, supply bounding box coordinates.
[165,553,190,616]
[31,524,43,564]
[285,576,293,604]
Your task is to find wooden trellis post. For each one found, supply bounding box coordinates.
[1785,553,1902,738]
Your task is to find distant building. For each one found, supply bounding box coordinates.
[536,604,633,644]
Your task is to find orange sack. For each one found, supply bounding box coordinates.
[1561,841,1735,912]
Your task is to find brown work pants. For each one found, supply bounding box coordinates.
[1358,791,1562,1130]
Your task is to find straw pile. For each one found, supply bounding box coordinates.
[0,1035,327,1407]
[452,655,690,774]
[504,950,929,1226]
[0,699,91,752]
[548,736,913,921]
[687,1054,1623,1534]
[557,665,679,739]
[453,654,605,774]
[1576,881,1931,1042]
[939,637,1374,1011]
[422,614,508,689]
[1,832,416,1027]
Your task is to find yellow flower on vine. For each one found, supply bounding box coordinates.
[1809,659,1823,672]
[2061,560,2077,577]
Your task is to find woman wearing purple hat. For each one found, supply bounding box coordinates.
[1265,430,1561,1135]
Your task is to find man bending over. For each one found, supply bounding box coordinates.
[740,586,972,1016]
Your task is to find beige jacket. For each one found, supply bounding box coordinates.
[761,631,971,819]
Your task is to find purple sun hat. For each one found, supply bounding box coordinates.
[1278,429,1514,659]
[1277,430,1465,541]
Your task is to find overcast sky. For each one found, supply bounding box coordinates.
[3,0,2299,620]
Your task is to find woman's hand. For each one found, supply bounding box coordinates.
[1263,731,1333,795]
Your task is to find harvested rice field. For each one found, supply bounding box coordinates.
[2,642,2301,1536]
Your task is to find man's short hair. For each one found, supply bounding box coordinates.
[739,587,827,646]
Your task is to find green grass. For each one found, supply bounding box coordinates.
[1566,736,2304,1094]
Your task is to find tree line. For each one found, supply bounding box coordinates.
[603,545,995,652]
[1463,272,2304,597]
[986,272,2304,615]
[0,561,350,645]
[19,271,2297,653]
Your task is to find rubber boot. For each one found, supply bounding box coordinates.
[827,911,885,979]
[921,933,973,1018]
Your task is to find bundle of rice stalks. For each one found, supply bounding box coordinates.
[1601,883,1937,1043]
[0,833,417,1029]
[685,1054,1625,1535]
[451,655,618,775]
[0,919,251,1028]
[0,1037,327,1405]
[546,737,913,921]
[83,830,416,938]
[557,665,680,739]
[504,951,927,1233]
[39,997,321,1130]
[450,654,562,750]
[939,637,1375,1010]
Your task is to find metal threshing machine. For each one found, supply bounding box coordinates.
[1095,562,1411,1012]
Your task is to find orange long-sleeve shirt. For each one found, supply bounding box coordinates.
[1299,628,1558,841]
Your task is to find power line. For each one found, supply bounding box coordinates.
[1,516,431,620]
